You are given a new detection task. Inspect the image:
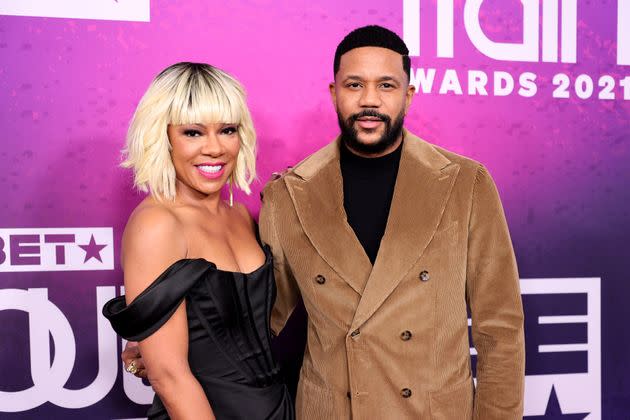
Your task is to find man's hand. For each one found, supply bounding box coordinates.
[122,341,147,379]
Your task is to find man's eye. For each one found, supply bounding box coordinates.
[183,129,202,137]
[347,83,362,89]
[221,126,238,135]
[381,83,394,89]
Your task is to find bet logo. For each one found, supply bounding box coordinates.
[0,228,114,272]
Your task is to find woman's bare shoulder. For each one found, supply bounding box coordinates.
[122,198,187,267]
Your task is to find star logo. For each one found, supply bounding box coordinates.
[78,234,108,263]
[524,386,589,420]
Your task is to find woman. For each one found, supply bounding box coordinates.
[102,62,294,420]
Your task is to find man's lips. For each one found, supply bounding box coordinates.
[355,117,384,130]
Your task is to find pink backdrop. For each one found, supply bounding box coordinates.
[1,1,629,418]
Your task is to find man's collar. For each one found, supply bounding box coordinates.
[292,128,452,180]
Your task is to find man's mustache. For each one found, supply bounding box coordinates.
[350,110,391,123]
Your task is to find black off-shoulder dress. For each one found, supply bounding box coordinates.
[102,245,294,420]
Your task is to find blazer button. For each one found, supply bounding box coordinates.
[419,270,430,282]
[350,329,361,338]
[400,330,412,341]
[401,388,412,398]
[315,274,326,284]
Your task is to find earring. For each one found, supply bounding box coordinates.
[229,176,234,207]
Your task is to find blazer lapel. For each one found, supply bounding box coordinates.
[284,140,373,295]
[351,132,460,330]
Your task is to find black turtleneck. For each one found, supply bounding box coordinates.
[340,140,403,264]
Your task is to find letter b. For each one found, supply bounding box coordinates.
[0,236,5,264]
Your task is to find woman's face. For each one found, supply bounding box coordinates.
[167,122,240,200]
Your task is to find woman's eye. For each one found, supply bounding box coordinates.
[183,129,202,137]
[221,126,238,135]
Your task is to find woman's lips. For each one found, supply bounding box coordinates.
[196,164,225,179]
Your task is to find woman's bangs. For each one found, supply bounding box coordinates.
[169,73,242,126]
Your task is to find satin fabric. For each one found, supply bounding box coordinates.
[103,246,294,420]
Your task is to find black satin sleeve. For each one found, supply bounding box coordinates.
[102,259,214,341]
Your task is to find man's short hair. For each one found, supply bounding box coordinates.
[333,25,411,79]
[122,62,257,200]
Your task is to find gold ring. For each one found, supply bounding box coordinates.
[125,360,139,375]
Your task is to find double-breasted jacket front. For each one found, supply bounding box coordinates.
[259,131,525,420]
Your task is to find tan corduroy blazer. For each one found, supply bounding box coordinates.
[259,131,525,420]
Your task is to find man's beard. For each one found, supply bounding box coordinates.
[338,109,405,156]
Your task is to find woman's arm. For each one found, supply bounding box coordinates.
[122,205,215,420]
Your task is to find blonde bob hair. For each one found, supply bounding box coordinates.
[122,62,256,200]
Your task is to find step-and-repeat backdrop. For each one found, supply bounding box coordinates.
[1,1,628,418]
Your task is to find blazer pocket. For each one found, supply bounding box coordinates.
[428,376,474,420]
[433,221,459,240]
[296,374,336,419]
[425,221,460,255]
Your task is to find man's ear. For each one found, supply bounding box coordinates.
[404,82,416,114]
[329,82,337,107]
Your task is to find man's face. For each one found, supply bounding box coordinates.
[330,46,415,157]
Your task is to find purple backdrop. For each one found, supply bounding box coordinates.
[1,1,628,418]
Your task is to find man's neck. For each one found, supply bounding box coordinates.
[343,134,404,159]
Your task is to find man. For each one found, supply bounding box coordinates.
[125,25,525,419]
[258,25,524,419]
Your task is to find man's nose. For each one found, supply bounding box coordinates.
[359,85,381,107]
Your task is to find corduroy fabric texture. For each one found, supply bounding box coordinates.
[259,130,525,420]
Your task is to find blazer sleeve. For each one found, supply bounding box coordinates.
[259,181,301,336]
[465,165,525,420]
